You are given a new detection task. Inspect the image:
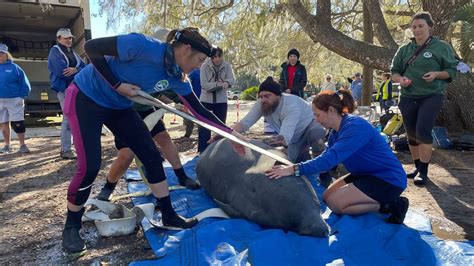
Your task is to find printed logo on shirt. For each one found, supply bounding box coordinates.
[153,79,169,92]
[5,69,12,73]
[423,52,433,58]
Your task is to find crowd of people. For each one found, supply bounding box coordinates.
[0,11,460,255]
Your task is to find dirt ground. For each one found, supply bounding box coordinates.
[0,102,473,264]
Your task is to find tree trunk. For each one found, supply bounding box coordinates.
[437,73,474,133]
[362,2,374,106]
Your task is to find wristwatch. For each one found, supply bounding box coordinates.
[293,164,300,177]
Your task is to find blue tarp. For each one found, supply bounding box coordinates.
[128,157,473,265]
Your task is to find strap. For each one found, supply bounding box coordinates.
[401,36,433,75]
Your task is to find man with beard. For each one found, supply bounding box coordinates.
[232,76,326,163]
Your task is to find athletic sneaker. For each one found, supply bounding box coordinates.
[162,214,198,229]
[62,227,86,253]
[61,150,77,159]
[18,144,30,153]
[0,145,12,154]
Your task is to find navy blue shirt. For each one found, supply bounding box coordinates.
[299,115,407,189]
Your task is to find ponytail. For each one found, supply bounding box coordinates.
[166,27,216,57]
[313,89,355,115]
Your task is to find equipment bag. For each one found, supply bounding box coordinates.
[383,113,404,136]
[394,136,410,152]
[379,110,396,130]
[453,134,474,151]
[432,127,454,149]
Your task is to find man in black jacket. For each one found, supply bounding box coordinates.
[279,48,307,98]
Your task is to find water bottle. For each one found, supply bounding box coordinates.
[376,124,382,132]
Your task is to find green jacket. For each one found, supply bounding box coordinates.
[390,37,457,98]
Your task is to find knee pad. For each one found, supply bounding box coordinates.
[11,120,25,134]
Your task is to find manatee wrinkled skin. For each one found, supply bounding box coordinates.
[196,139,330,237]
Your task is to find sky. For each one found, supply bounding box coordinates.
[89,0,120,38]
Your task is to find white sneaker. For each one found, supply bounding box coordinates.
[60,150,77,159]
[1,145,12,154]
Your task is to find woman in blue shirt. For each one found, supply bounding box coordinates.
[266,89,409,225]
[61,28,245,253]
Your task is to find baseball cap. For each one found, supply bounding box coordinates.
[56,28,74,38]
[0,43,8,53]
[354,72,362,77]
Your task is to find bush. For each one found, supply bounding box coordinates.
[241,86,258,100]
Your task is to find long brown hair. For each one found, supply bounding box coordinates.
[313,89,355,115]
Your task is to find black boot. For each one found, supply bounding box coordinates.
[97,179,118,201]
[174,167,200,190]
[385,197,409,224]
[414,161,429,185]
[158,195,198,229]
[62,208,86,253]
[406,159,420,179]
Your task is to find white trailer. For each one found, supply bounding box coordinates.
[0,0,91,116]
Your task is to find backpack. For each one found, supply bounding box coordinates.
[432,127,454,149]
[453,134,474,151]
[393,135,410,152]
[380,110,396,130]
[383,113,404,136]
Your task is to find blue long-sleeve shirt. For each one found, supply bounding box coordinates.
[298,115,406,189]
[188,68,202,98]
[48,44,86,92]
[0,60,31,98]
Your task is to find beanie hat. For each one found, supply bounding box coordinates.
[259,76,282,96]
[287,48,300,59]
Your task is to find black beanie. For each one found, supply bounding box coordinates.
[259,76,282,96]
[287,48,300,59]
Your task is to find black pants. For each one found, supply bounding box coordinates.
[64,84,165,205]
[198,102,227,153]
[398,94,443,145]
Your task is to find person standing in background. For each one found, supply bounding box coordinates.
[375,73,394,114]
[321,74,336,92]
[279,49,307,98]
[0,43,31,154]
[350,72,362,105]
[198,47,235,152]
[391,12,457,186]
[48,28,86,159]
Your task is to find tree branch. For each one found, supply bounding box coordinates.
[195,0,235,17]
[365,0,398,49]
[287,0,396,70]
[384,10,415,16]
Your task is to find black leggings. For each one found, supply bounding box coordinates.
[64,84,165,205]
[398,94,443,145]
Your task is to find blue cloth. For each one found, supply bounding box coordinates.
[74,33,192,109]
[351,79,362,100]
[47,44,86,92]
[188,68,202,98]
[0,60,31,98]
[299,115,407,188]
[127,157,473,265]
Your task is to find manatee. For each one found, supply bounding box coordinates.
[196,139,330,237]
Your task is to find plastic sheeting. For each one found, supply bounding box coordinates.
[128,157,473,265]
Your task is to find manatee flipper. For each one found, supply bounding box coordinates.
[213,198,244,219]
